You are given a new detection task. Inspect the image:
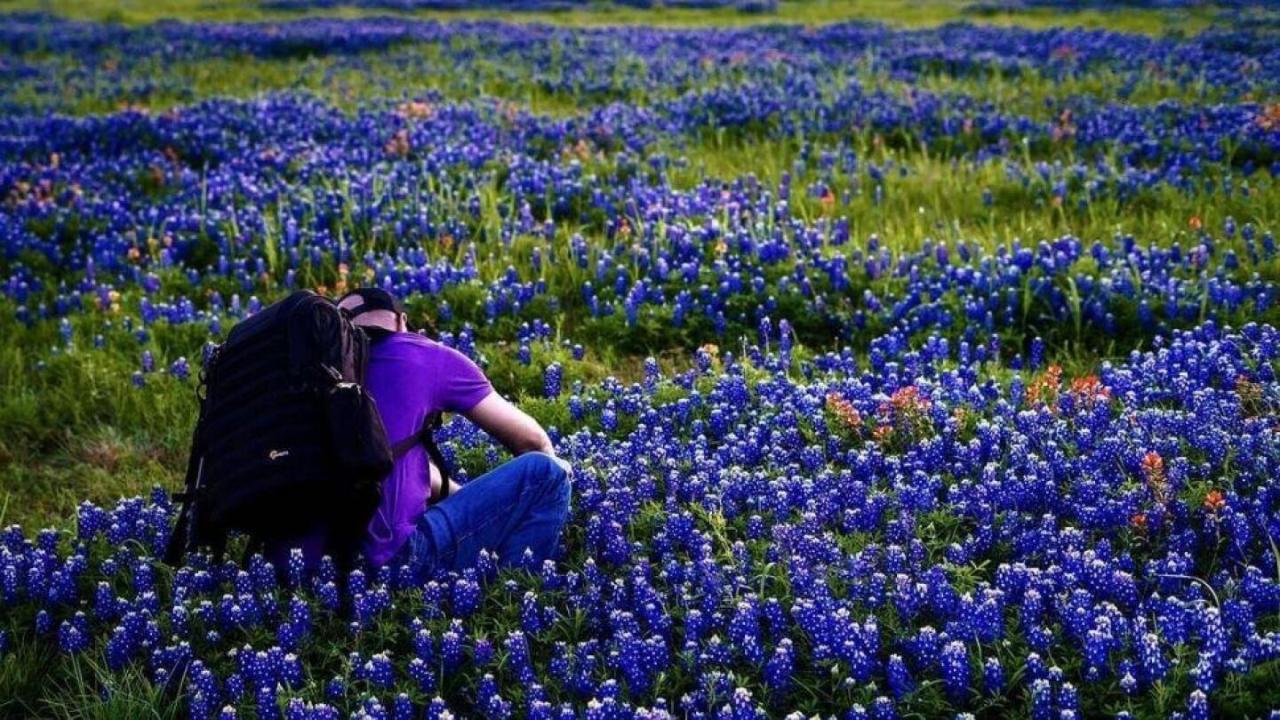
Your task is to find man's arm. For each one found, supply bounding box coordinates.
[462,390,572,480]
[429,389,552,501]
[463,390,556,456]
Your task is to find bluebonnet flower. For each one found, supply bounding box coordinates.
[886,653,913,699]
[764,639,793,697]
[545,363,563,398]
[477,673,513,720]
[169,357,190,381]
[453,572,482,617]
[441,622,465,673]
[1030,678,1053,720]
[982,657,1004,695]
[644,357,660,390]
[325,676,345,702]
[362,651,395,689]
[940,641,969,705]
[871,695,897,720]
[424,697,451,720]
[57,612,89,654]
[35,610,52,636]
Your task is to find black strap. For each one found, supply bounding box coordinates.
[164,435,203,565]
[391,412,451,502]
[163,505,191,566]
[165,356,216,566]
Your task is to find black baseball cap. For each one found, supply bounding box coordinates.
[338,287,404,319]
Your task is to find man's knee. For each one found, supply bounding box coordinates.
[515,451,570,495]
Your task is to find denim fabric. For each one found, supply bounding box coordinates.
[402,451,570,579]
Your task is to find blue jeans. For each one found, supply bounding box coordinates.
[400,452,571,579]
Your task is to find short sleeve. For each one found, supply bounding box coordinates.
[432,345,494,413]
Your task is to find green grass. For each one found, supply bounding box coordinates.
[0,319,191,530]
[672,132,1280,246]
[1,646,185,720]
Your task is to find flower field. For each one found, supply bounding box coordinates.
[1,1,1279,718]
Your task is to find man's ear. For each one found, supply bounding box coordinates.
[397,313,409,332]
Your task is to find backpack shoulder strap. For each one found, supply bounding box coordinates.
[164,346,221,566]
[391,412,452,501]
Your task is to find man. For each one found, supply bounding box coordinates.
[285,287,572,579]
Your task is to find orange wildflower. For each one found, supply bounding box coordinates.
[1069,374,1110,405]
[1051,109,1076,142]
[1027,365,1063,407]
[384,129,411,158]
[826,392,862,431]
[1141,451,1169,506]
[395,100,435,121]
[1203,490,1226,513]
[1256,103,1280,132]
[1141,451,1164,482]
[875,386,933,440]
[888,385,930,414]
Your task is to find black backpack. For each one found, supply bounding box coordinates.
[165,290,451,567]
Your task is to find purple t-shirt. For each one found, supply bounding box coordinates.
[267,333,492,568]
[361,333,493,565]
